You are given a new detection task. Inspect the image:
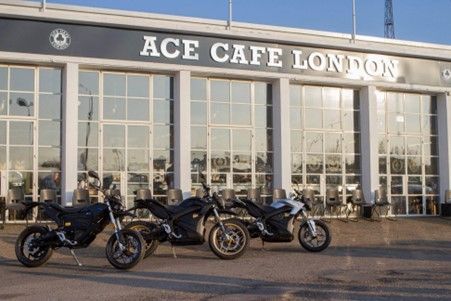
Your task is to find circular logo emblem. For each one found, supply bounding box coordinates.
[443,69,451,81]
[49,29,71,50]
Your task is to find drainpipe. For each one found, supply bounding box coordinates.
[227,0,232,30]
[41,0,46,11]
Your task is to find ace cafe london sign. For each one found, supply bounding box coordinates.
[140,35,399,79]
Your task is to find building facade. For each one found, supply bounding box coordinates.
[0,1,450,217]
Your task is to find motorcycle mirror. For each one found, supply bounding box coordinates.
[88,170,99,180]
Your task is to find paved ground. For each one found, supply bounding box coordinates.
[0,217,451,300]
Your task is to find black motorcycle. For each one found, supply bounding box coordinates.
[15,171,145,270]
[229,188,331,252]
[125,181,250,260]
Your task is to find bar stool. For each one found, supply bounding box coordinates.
[135,189,152,202]
[6,188,25,222]
[273,188,287,201]
[167,188,183,205]
[72,189,90,207]
[38,189,57,221]
[349,189,364,221]
[221,188,236,203]
[247,188,262,204]
[303,188,321,217]
[324,187,345,221]
[372,187,394,220]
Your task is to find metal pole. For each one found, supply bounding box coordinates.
[352,0,356,42]
[227,0,232,30]
[41,0,47,11]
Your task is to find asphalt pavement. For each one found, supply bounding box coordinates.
[1,217,451,300]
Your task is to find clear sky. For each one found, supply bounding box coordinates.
[41,0,451,45]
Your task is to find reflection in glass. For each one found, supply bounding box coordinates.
[103,125,125,148]
[305,132,323,153]
[345,155,360,174]
[103,149,125,171]
[306,154,323,173]
[425,176,439,195]
[128,98,149,121]
[78,96,98,121]
[191,151,206,172]
[0,67,7,90]
[304,86,321,108]
[233,129,251,151]
[39,69,61,94]
[0,146,5,169]
[323,87,340,109]
[404,94,421,114]
[305,108,322,128]
[256,152,273,173]
[153,150,173,172]
[38,147,60,169]
[127,75,149,97]
[425,196,439,215]
[191,126,207,149]
[191,102,207,125]
[379,156,387,174]
[391,176,403,194]
[128,126,149,148]
[104,97,126,120]
[191,78,207,100]
[405,114,421,133]
[128,149,149,171]
[255,105,272,128]
[0,92,6,115]
[408,196,423,214]
[78,148,98,170]
[211,103,229,124]
[9,92,34,116]
[153,125,173,149]
[325,155,341,173]
[78,122,98,147]
[10,122,33,145]
[325,133,341,153]
[425,157,438,175]
[231,104,251,125]
[10,68,34,91]
[407,176,422,194]
[232,153,251,173]
[104,73,126,96]
[211,128,230,150]
[324,110,341,130]
[9,147,33,170]
[211,151,230,172]
[9,171,33,195]
[255,129,272,152]
[79,71,99,95]
[39,171,61,192]
[390,156,405,174]
[40,94,61,119]
[407,157,421,174]
[391,196,406,215]
[231,82,251,103]
[290,131,302,153]
[154,75,173,99]
[211,80,229,102]
[39,121,60,146]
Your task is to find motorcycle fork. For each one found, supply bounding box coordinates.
[301,210,317,237]
[107,202,125,250]
[212,208,230,239]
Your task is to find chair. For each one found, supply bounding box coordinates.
[273,188,287,200]
[324,187,345,221]
[38,189,57,221]
[372,188,394,220]
[167,188,183,205]
[348,189,364,221]
[247,188,262,204]
[72,189,90,207]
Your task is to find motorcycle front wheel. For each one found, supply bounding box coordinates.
[15,225,53,267]
[105,229,145,270]
[124,221,159,258]
[298,219,331,252]
[208,218,250,260]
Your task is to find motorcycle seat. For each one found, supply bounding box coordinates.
[48,203,87,214]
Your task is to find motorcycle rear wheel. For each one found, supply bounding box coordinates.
[209,218,250,260]
[298,220,331,252]
[105,229,145,270]
[124,221,159,258]
[15,225,53,267]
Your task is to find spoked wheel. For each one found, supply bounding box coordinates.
[125,221,159,258]
[209,218,250,260]
[298,220,331,252]
[15,226,53,267]
[105,229,145,270]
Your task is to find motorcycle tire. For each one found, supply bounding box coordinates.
[298,219,331,252]
[124,221,159,258]
[209,218,250,260]
[15,225,53,267]
[105,229,145,270]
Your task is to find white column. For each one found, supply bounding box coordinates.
[272,77,291,192]
[174,70,191,198]
[437,92,451,204]
[359,86,379,204]
[61,63,79,206]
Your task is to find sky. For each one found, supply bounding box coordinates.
[39,0,451,45]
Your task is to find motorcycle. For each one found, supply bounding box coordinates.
[229,187,331,252]
[125,180,250,260]
[14,171,145,270]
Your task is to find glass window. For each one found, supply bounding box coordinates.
[127,75,149,98]
[39,121,60,146]
[0,67,7,90]
[231,82,251,103]
[79,71,99,95]
[211,80,229,102]
[39,69,61,94]
[154,75,173,99]
[9,92,34,116]
[103,125,125,148]
[191,102,207,125]
[39,94,61,119]
[128,126,149,148]
[104,73,126,96]
[191,78,207,101]
[10,121,33,145]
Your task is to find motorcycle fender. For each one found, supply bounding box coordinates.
[202,209,237,225]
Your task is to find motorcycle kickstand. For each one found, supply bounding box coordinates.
[70,249,83,267]
[171,245,177,259]
[261,239,266,251]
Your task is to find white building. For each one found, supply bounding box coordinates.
[0,0,450,216]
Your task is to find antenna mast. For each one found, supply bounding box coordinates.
[384,0,395,38]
